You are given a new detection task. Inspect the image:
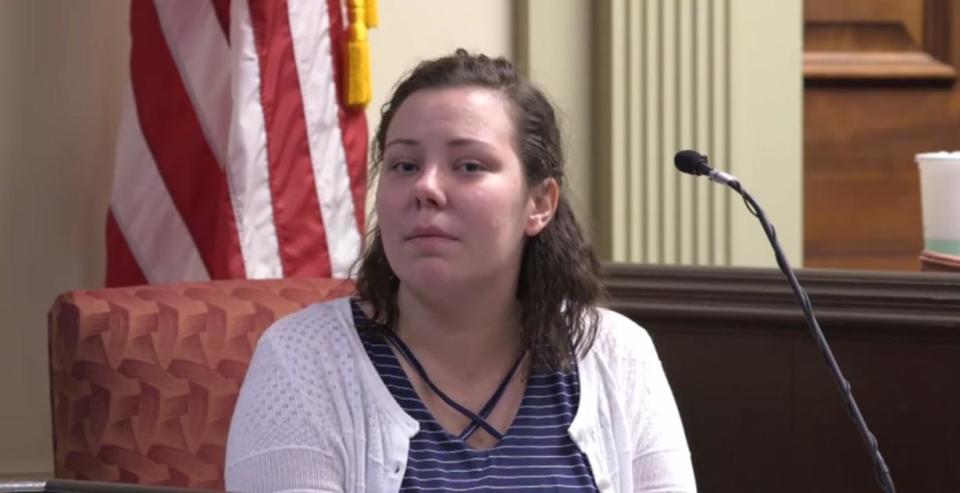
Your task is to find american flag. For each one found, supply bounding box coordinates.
[106,0,368,287]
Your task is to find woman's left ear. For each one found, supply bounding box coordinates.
[525,177,560,236]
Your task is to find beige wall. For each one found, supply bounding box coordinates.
[516,0,595,237]
[729,0,803,267]
[0,0,514,477]
[0,0,130,476]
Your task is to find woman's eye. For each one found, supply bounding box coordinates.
[391,161,418,173]
[460,161,484,173]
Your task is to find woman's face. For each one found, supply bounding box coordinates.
[376,86,555,293]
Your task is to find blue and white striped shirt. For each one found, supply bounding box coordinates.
[354,302,599,492]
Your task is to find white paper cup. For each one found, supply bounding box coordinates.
[916,151,960,255]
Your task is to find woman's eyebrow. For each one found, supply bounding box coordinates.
[384,138,419,150]
[384,137,495,151]
[448,138,494,150]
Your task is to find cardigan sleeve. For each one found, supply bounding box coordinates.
[600,309,697,492]
[225,334,345,493]
[630,353,697,492]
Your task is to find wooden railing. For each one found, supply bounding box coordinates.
[602,263,960,492]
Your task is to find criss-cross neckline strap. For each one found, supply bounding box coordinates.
[457,349,525,440]
[384,331,526,442]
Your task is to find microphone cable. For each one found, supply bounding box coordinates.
[675,150,896,493]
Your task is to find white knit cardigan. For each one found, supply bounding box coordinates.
[225,298,697,492]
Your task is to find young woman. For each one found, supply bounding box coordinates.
[226,50,696,492]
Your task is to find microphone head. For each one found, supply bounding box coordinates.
[674,150,712,176]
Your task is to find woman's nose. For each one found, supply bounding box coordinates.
[413,166,446,209]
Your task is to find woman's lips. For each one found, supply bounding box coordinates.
[406,225,456,241]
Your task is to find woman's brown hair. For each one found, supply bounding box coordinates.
[354,49,605,371]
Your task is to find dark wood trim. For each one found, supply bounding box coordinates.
[601,263,960,334]
[803,3,957,83]
[924,0,951,63]
[803,51,955,81]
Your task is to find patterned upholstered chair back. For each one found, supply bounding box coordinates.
[48,278,354,490]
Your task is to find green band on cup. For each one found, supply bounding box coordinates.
[925,239,960,255]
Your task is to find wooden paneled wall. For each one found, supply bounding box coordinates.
[604,264,960,492]
[804,0,960,270]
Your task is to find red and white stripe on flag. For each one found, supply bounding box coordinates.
[106,0,367,286]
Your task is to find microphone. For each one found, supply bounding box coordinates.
[674,150,897,493]
[673,150,737,186]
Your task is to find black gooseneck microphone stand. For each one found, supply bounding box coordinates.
[674,150,896,493]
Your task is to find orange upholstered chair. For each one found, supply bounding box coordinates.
[47,278,354,490]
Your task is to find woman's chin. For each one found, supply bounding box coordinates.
[399,266,465,291]
[395,259,483,294]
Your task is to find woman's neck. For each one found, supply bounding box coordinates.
[394,280,524,380]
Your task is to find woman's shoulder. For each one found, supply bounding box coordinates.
[227,296,364,484]
[587,306,659,364]
[257,296,358,361]
[242,295,375,424]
